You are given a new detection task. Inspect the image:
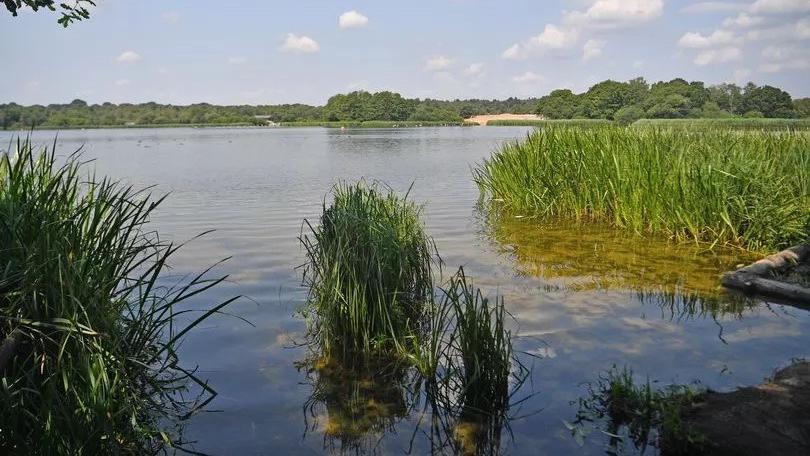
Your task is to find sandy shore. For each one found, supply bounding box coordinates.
[464,113,545,126]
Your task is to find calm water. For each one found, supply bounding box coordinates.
[3,127,809,455]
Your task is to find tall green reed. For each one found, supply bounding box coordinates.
[474,127,809,251]
[300,182,435,363]
[0,139,237,454]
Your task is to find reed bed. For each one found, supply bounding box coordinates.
[281,120,470,128]
[0,140,235,453]
[631,118,810,131]
[486,119,612,127]
[300,182,435,362]
[473,127,810,252]
[300,182,526,453]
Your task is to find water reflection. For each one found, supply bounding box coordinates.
[299,357,416,454]
[479,209,759,317]
[298,354,528,455]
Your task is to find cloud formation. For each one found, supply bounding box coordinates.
[564,0,664,29]
[116,51,141,63]
[502,24,579,59]
[280,34,320,53]
[425,56,454,71]
[339,10,369,29]
[582,39,605,60]
[512,71,543,83]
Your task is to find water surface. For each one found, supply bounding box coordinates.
[3,127,808,455]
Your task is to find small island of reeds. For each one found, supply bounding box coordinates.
[473,126,809,252]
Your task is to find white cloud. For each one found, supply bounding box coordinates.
[280,33,320,53]
[758,43,810,72]
[564,0,664,29]
[114,79,131,87]
[502,24,579,59]
[512,71,543,83]
[722,13,763,27]
[425,56,454,71]
[681,2,748,14]
[678,30,737,48]
[582,39,605,60]
[116,51,141,63]
[750,0,810,14]
[694,47,742,65]
[463,63,485,76]
[160,11,180,24]
[339,10,369,29]
[227,56,247,65]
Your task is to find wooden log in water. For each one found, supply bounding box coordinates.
[721,243,810,305]
[732,244,810,276]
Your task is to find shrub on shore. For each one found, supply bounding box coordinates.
[473,127,809,251]
[0,139,236,453]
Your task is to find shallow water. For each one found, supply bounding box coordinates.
[3,127,809,455]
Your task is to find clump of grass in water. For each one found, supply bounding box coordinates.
[415,268,528,455]
[0,139,237,454]
[569,365,707,455]
[300,181,435,363]
[473,126,809,252]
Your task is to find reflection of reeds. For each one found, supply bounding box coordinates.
[474,127,809,252]
[479,208,760,319]
[300,356,417,454]
[300,181,435,363]
[0,140,236,453]
[571,366,706,455]
[414,268,530,455]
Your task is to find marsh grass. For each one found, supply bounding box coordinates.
[411,267,528,455]
[474,127,810,251]
[632,118,810,131]
[571,366,706,455]
[300,181,436,363]
[280,121,470,128]
[300,181,528,453]
[0,139,237,454]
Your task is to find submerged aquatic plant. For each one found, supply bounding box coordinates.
[412,268,529,456]
[0,139,237,454]
[300,181,435,362]
[474,127,810,252]
[570,365,706,455]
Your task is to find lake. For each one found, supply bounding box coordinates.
[3,127,809,455]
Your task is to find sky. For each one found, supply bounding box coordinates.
[1,0,808,106]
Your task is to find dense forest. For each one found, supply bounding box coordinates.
[536,78,805,123]
[1,78,807,129]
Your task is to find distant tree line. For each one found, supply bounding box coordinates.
[536,78,806,124]
[1,79,807,129]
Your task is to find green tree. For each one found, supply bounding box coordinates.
[739,84,795,118]
[579,80,643,119]
[646,94,691,118]
[3,0,96,26]
[536,89,580,119]
[613,105,645,125]
[794,98,810,118]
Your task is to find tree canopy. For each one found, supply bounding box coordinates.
[0,78,805,130]
[3,0,95,26]
[536,77,801,120]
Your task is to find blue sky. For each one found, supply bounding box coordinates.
[2,0,808,105]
